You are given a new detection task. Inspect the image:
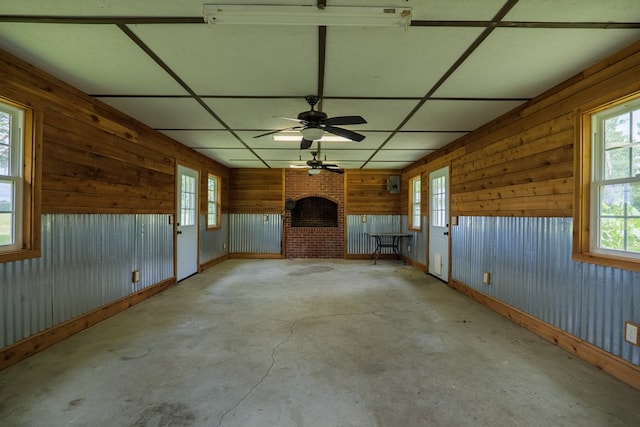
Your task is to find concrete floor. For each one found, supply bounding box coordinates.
[1,259,639,427]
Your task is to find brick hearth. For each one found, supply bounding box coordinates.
[284,169,344,258]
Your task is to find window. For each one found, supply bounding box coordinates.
[575,92,640,271]
[409,175,421,230]
[207,174,220,229]
[431,175,446,227]
[180,174,196,227]
[0,97,40,263]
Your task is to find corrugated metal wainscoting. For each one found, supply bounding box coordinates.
[0,214,173,348]
[200,213,229,263]
[229,213,282,254]
[452,216,640,366]
[401,215,427,266]
[346,215,401,255]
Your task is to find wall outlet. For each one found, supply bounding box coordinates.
[407,245,411,253]
[263,214,269,222]
[223,243,227,250]
[625,321,639,345]
[132,270,140,283]
[482,272,491,285]
[361,215,367,223]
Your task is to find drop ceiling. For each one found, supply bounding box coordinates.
[1,0,639,169]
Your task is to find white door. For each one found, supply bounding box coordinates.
[428,166,450,281]
[177,165,199,281]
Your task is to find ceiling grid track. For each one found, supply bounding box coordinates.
[361,0,521,168]
[116,23,271,168]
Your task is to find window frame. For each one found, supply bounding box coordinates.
[574,91,640,272]
[0,96,42,264]
[206,174,221,230]
[409,175,421,231]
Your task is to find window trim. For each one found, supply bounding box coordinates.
[206,173,221,230]
[409,175,421,231]
[0,96,42,264]
[574,90,640,272]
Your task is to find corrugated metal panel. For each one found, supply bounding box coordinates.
[400,215,427,265]
[452,216,640,366]
[0,214,173,348]
[346,215,401,254]
[229,213,282,254]
[200,213,229,263]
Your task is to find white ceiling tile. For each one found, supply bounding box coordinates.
[131,25,318,96]
[388,132,468,150]
[363,161,414,169]
[204,98,310,130]
[253,149,311,161]
[322,99,417,130]
[0,23,187,95]
[160,130,246,149]
[195,148,264,168]
[0,0,204,16]
[404,99,525,131]
[320,150,376,162]
[435,28,640,98]
[97,97,223,129]
[505,0,640,22]
[324,26,483,97]
[408,0,508,20]
[370,149,434,162]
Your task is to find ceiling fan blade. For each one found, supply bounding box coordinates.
[254,126,299,138]
[322,163,339,168]
[324,115,367,126]
[276,116,305,123]
[300,138,314,149]
[322,166,344,174]
[323,125,366,142]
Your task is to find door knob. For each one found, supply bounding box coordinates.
[177,230,183,235]
[444,231,449,235]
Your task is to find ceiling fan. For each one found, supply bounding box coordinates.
[291,151,344,175]
[254,95,367,149]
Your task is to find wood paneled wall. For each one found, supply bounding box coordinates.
[229,168,284,213]
[345,170,402,214]
[403,41,640,218]
[0,48,229,215]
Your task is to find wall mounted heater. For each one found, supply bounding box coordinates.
[203,5,412,28]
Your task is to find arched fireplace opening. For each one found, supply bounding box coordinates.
[291,197,338,227]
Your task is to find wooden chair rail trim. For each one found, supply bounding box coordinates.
[0,277,176,371]
[448,278,640,391]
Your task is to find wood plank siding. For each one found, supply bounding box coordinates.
[345,170,401,214]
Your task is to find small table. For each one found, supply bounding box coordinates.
[366,232,412,264]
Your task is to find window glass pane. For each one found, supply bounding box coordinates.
[599,217,625,251]
[0,212,12,245]
[180,175,196,226]
[630,182,640,214]
[628,218,640,253]
[604,147,631,179]
[604,112,630,149]
[632,109,640,143]
[0,111,10,176]
[600,184,625,216]
[0,181,12,212]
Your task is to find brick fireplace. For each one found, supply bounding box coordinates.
[284,169,344,258]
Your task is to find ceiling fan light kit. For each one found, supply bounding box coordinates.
[203,5,412,28]
[307,168,322,176]
[300,126,324,141]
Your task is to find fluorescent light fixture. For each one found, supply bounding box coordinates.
[308,168,322,176]
[203,5,412,28]
[273,135,350,142]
